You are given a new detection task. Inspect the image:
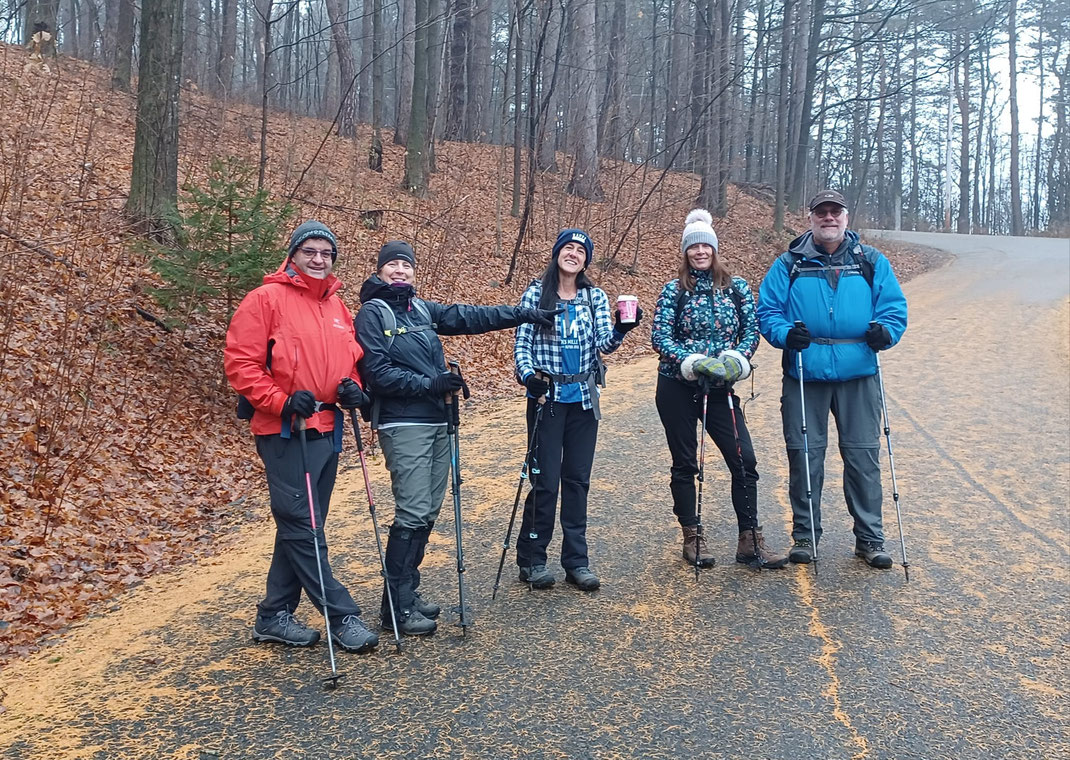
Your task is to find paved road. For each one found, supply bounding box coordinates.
[1,233,1067,759]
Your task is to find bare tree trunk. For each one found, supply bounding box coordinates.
[598,0,626,160]
[773,0,794,231]
[256,0,274,189]
[955,34,970,233]
[467,0,491,141]
[567,0,603,200]
[1008,0,1024,235]
[510,0,524,217]
[359,0,373,122]
[665,0,690,167]
[216,0,238,95]
[325,0,357,136]
[537,0,562,172]
[23,0,60,48]
[111,0,135,90]
[125,0,184,232]
[402,0,430,194]
[445,0,470,139]
[369,0,384,171]
[394,0,415,145]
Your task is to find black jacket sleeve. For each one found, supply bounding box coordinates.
[426,302,525,336]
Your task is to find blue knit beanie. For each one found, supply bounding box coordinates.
[552,228,594,267]
[289,220,338,262]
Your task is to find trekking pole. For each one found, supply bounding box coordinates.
[346,408,402,651]
[444,361,472,633]
[694,380,710,581]
[295,415,342,690]
[794,321,819,574]
[491,372,548,601]
[870,322,910,581]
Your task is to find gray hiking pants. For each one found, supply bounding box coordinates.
[255,432,361,620]
[379,424,451,530]
[780,374,884,545]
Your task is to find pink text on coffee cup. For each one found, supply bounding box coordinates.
[617,295,638,323]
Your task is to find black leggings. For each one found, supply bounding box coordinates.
[654,373,759,532]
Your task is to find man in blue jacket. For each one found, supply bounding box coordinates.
[757,190,907,569]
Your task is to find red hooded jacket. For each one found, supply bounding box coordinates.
[224,258,363,436]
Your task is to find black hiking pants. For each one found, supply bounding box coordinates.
[515,399,599,570]
[255,433,361,621]
[655,373,759,532]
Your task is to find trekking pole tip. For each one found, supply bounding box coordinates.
[323,674,343,691]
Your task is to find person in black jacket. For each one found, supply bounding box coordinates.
[355,240,558,635]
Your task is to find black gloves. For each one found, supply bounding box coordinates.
[524,373,551,398]
[517,307,563,328]
[785,323,811,350]
[337,377,370,410]
[613,307,644,334]
[282,390,317,419]
[429,372,465,397]
[865,323,892,351]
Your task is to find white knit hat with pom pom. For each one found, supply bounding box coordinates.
[681,209,719,254]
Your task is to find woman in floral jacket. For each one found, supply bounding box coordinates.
[651,210,787,570]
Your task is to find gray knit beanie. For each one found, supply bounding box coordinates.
[289,220,338,262]
[680,209,719,254]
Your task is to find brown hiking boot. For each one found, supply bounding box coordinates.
[682,525,716,568]
[736,527,789,568]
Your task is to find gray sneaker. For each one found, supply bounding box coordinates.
[788,538,815,564]
[331,615,379,653]
[412,591,441,619]
[855,541,893,569]
[518,564,556,589]
[565,567,601,591]
[253,610,320,647]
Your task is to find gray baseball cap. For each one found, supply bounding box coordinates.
[808,190,848,211]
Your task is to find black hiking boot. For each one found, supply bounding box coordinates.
[330,615,379,653]
[565,567,601,591]
[855,541,893,569]
[519,565,556,589]
[253,610,320,647]
[788,538,815,564]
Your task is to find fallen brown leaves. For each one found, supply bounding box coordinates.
[0,43,940,665]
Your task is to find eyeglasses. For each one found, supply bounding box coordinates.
[295,247,334,260]
[811,206,845,218]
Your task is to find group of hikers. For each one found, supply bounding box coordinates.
[222,188,908,655]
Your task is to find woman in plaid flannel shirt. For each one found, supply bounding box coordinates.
[513,229,644,591]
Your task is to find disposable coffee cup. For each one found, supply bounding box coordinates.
[617,295,638,323]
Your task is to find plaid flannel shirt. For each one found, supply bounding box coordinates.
[514,280,623,411]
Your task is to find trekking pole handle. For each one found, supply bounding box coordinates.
[535,370,548,406]
[793,320,805,329]
[348,408,364,452]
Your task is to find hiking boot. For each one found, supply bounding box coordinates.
[395,608,437,636]
[253,610,320,647]
[331,614,379,653]
[736,527,789,569]
[788,538,815,564]
[519,564,556,589]
[855,541,893,569]
[682,525,716,568]
[565,567,601,591]
[412,591,441,619]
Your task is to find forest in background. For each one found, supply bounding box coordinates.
[9,0,1069,235]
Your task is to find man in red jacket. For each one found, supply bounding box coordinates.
[224,220,378,653]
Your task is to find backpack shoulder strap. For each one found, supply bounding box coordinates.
[851,245,876,289]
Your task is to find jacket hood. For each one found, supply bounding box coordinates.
[787,229,860,259]
[263,256,342,300]
[359,274,415,306]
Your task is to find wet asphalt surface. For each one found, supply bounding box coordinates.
[1,233,1067,759]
